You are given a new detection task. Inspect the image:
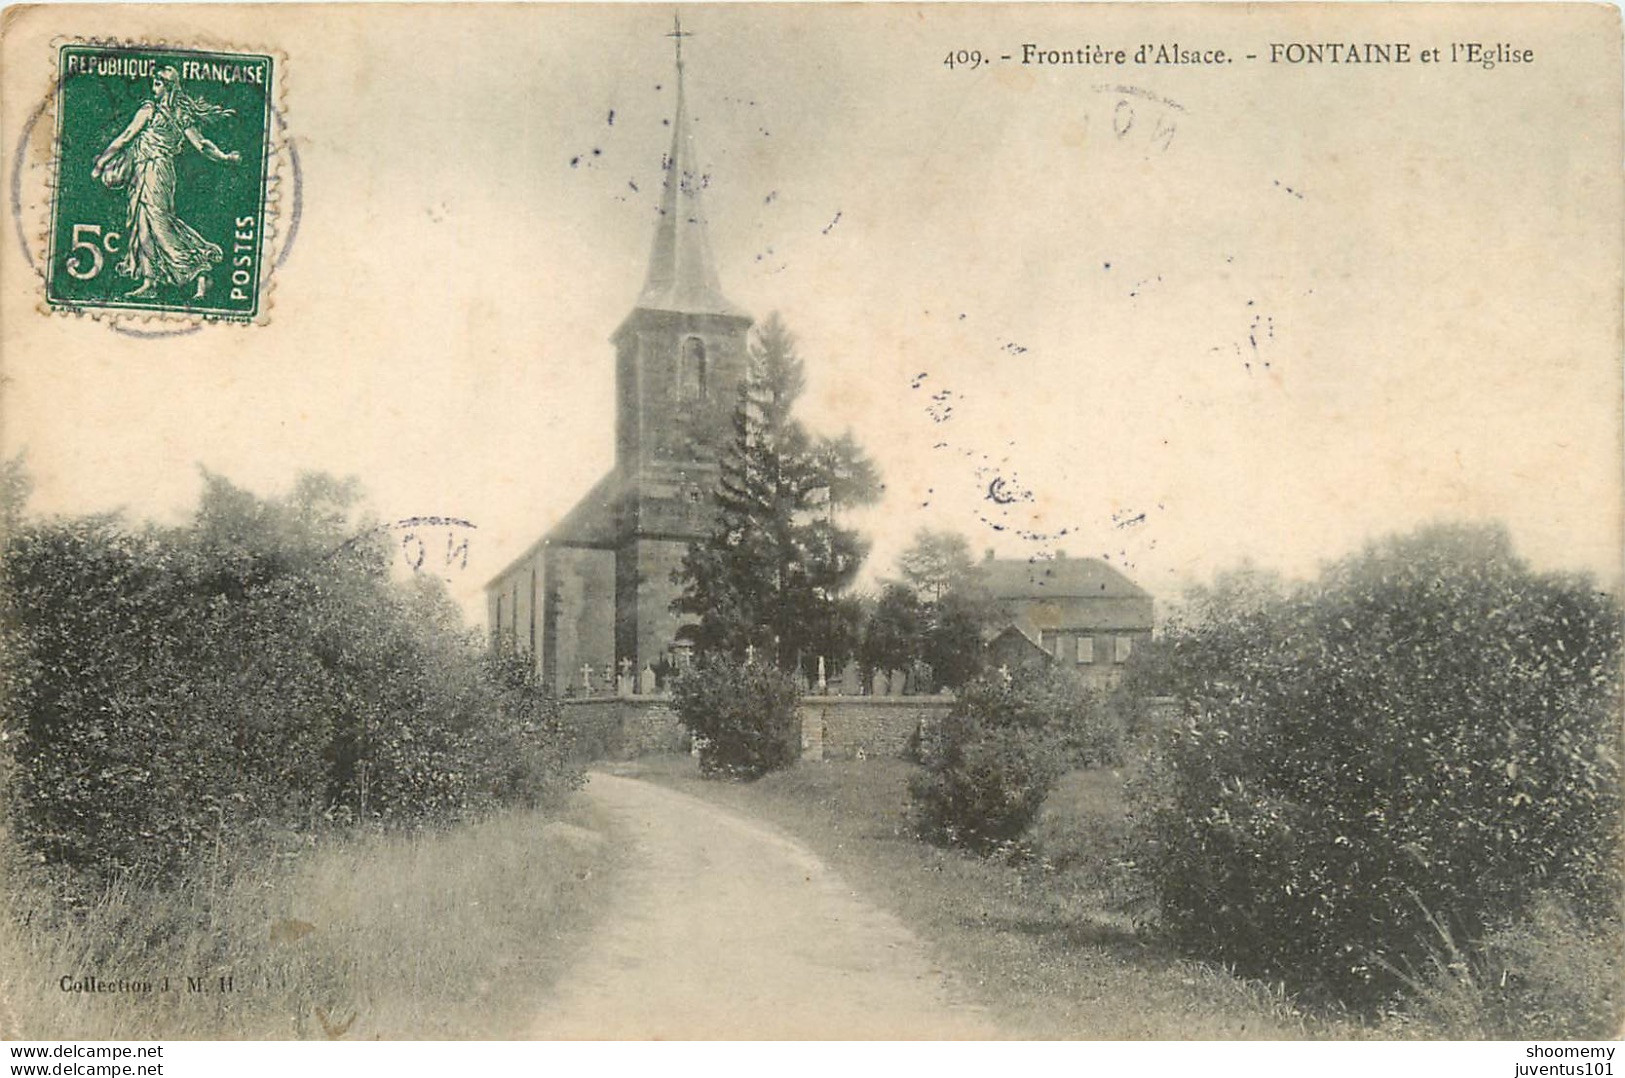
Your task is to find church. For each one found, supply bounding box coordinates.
[485,26,750,694]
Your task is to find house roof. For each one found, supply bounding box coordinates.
[981,556,1149,601]
[544,469,622,548]
[983,621,1038,647]
[986,624,1053,663]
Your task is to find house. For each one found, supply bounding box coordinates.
[982,551,1154,688]
[985,624,1053,676]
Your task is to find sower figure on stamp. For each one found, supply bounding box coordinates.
[91,65,240,300]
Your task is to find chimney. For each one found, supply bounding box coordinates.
[984,548,995,562]
[1055,549,1067,559]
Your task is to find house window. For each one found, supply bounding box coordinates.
[1114,635,1133,663]
[679,336,708,399]
[1040,630,1060,656]
[1076,635,1094,664]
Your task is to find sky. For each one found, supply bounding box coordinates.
[3,3,1620,625]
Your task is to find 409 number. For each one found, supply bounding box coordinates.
[943,49,986,70]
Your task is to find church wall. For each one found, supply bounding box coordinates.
[616,536,694,674]
[525,556,545,675]
[550,545,616,696]
[514,562,533,661]
[487,552,548,677]
[487,570,521,653]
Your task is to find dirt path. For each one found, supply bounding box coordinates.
[531,771,998,1039]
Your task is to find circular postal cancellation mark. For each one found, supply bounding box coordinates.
[19,40,291,328]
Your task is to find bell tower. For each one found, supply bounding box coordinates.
[609,14,753,672]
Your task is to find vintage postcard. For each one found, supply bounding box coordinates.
[0,1,1620,1056]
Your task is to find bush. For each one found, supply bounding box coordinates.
[909,671,1076,853]
[477,653,580,811]
[1133,523,1622,1007]
[671,657,801,779]
[1034,665,1121,768]
[0,472,581,887]
[1104,634,1179,745]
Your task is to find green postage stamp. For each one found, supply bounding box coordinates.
[46,45,274,320]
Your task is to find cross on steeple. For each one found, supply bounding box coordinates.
[667,12,693,74]
[630,11,743,319]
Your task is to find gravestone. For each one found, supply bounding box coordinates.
[639,665,658,696]
[839,660,862,696]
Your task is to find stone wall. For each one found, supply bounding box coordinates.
[562,691,1185,767]
[562,693,1181,765]
[800,696,955,761]
[564,696,685,760]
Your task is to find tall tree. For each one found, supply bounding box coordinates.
[889,528,997,689]
[860,583,924,678]
[898,528,980,603]
[922,587,993,690]
[673,314,880,672]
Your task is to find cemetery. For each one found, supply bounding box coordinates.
[558,656,955,763]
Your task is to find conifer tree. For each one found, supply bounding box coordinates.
[673,314,879,672]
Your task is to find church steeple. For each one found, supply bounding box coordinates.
[491,14,760,692]
[633,14,744,318]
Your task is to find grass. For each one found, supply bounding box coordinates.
[621,754,1366,1039]
[1379,893,1623,1040]
[0,800,623,1040]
